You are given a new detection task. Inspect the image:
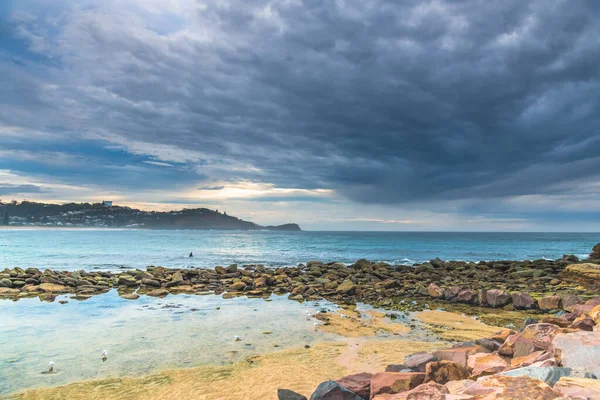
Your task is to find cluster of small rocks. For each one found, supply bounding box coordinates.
[281,297,600,400]
[0,252,599,309]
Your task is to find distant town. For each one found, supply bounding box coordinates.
[0,200,300,231]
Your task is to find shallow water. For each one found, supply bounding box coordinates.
[0,229,597,271]
[1,292,360,395]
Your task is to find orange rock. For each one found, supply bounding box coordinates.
[370,372,425,399]
[463,375,564,399]
[537,296,561,311]
[445,379,476,395]
[381,381,450,400]
[468,353,509,378]
[427,283,443,298]
[509,350,553,368]
[590,304,600,324]
[424,361,470,384]
[432,346,488,367]
[554,377,600,399]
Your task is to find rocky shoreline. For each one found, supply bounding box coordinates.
[285,294,600,400]
[1,252,599,314]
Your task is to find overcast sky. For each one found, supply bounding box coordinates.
[1,0,600,231]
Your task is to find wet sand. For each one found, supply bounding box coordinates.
[8,310,506,400]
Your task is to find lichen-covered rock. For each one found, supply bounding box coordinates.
[468,353,509,378]
[500,366,595,387]
[337,279,356,295]
[561,263,600,289]
[382,381,449,400]
[463,375,564,399]
[424,360,470,384]
[117,274,137,287]
[370,372,425,398]
[554,377,600,399]
[537,296,561,311]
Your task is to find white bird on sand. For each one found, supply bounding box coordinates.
[234,335,242,342]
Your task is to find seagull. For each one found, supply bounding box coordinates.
[234,335,242,342]
[102,350,108,361]
[48,361,55,373]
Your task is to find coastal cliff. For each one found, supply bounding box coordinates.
[0,201,301,231]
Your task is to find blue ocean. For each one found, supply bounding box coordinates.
[0,229,597,271]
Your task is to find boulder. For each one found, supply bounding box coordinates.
[511,292,535,310]
[463,375,564,399]
[501,324,559,358]
[486,289,511,308]
[38,283,67,293]
[589,243,600,260]
[121,293,139,300]
[424,361,470,384]
[147,288,169,297]
[510,350,553,369]
[336,373,372,399]
[445,379,475,395]
[382,381,449,400]
[537,296,561,311]
[468,353,509,379]
[554,377,600,399]
[337,280,356,295]
[432,346,488,367]
[310,381,363,400]
[117,275,137,287]
[229,282,246,291]
[540,316,571,328]
[427,283,443,299]
[456,289,476,304]
[500,366,596,387]
[141,278,161,287]
[569,317,595,331]
[443,286,462,301]
[404,352,437,373]
[278,388,307,400]
[561,294,583,312]
[475,338,500,352]
[561,263,600,289]
[215,266,227,274]
[590,304,600,325]
[370,372,425,398]
[552,331,600,377]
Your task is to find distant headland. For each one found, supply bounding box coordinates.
[0,200,301,231]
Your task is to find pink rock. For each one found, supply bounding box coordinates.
[569,317,595,331]
[468,353,509,378]
[445,379,476,395]
[432,346,489,367]
[370,372,426,399]
[464,375,564,399]
[486,289,511,308]
[509,350,553,369]
[554,377,600,399]
[512,323,559,358]
[383,381,450,400]
[561,294,582,312]
[537,296,561,311]
[552,331,600,377]
[586,296,600,307]
[427,283,443,298]
[511,292,535,309]
[404,352,437,372]
[444,286,463,301]
[540,316,571,328]
[456,289,476,304]
[336,372,373,399]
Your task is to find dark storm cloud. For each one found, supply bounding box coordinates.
[2,0,600,205]
[0,184,44,196]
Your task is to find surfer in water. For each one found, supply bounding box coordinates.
[189,252,193,257]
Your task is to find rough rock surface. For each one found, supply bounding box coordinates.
[310,380,363,400]
[553,377,600,399]
[336,373,372,399]
[370,372,425,399]
[553,331,600,377]
[424,361,470,384]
